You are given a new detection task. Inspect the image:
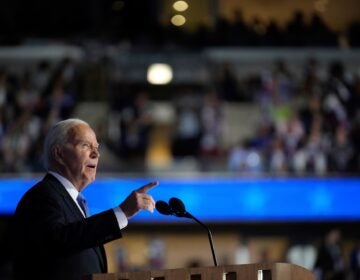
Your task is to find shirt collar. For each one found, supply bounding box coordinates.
[48,171,79,202]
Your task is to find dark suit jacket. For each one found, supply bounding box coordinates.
[12,173,122,280]
[314,243,345,280]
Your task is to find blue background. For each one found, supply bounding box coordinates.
[1,176,359,223]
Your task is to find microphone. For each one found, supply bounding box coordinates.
[155,197,218,266]
[155,200,173,215]
[168,197,191,218]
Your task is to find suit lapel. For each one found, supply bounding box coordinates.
[43,173,108,272]
[44,173,84,220]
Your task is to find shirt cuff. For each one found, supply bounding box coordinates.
[113,206,128,230]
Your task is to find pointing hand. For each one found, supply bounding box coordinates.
[120,181,158,219]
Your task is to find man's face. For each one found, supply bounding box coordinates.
[56,123,100,191]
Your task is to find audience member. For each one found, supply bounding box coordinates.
[285,11,308,46]
[313,229,346,280]
[118,91,154,170]
[308,12,338,46]
[171,91,202,158]
[322,61,353,131]
[328,124,354,172]
[350,242,360,280]
[199,90,224,171]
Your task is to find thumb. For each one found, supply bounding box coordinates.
[136,181,158,193]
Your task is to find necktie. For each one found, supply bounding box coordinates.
[77,192,89,217]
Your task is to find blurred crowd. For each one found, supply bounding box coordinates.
[0,58,79,173]
[226,58,360,175]
[108,57,360,175]
[250,228,359,280]
[174,10,342,48]
[161,10,360,49]
[1,7,360,49]
[0,53,360,175]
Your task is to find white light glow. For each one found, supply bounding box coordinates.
[171,15,186,26]
[147,63,173,85]
[173,1,189,12]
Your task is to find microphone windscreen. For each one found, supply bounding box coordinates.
[169,197,186,213]
[155,200,173,215]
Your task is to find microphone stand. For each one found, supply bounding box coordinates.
[185,212,218,267]
[157,199,218,267]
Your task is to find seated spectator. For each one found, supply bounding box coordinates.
[292,116,328,174]
[227,139,264,173]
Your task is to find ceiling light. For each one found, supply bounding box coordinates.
[173,1,189,12]
[147,63,173,85]
[171,15,186,26]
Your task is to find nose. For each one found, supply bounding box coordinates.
[90,147,100,158]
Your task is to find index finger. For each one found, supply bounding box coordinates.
[136,181,158,193]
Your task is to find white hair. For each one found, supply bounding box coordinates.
[43,118,89,170]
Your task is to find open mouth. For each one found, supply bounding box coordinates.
[87,164,97,169]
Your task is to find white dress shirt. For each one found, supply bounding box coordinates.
[48,171,128,230]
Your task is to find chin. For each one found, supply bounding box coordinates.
[82,174,96,186]
[85,169,97,178]
[88,175,96,183]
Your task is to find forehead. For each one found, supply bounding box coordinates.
[67,123,97,142]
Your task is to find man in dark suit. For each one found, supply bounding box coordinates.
[313,229,346,280]
[12,118,158,280]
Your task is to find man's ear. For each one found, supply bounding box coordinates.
[53,145,65,165]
